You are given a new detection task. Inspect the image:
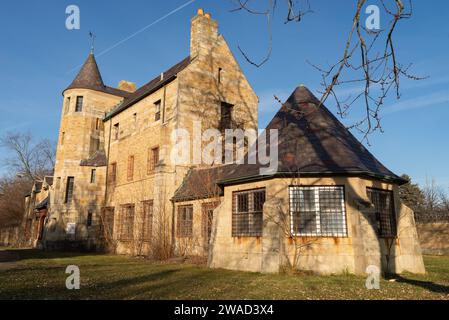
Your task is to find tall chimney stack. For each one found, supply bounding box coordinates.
[190,8,218,60]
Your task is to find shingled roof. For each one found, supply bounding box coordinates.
[65,53,131,98]
[104,56,191,121]
[221,86,406,185]
[173,85,406,201]
[172,165,237,202]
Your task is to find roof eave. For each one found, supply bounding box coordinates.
[219,171,407,187]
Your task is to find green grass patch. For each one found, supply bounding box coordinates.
[0,249,448,300]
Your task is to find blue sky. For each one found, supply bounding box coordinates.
[0,0,448,190]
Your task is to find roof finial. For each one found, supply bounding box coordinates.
[89,31,96,54]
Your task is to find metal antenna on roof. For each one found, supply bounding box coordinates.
[89,31,96,54]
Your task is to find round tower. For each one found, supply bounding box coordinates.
[47,52,127,249]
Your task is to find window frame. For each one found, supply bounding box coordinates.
[75,96,83,112]
[90,169,96,184]
[119,204,135,241]
[65,177,75,204]
[289,185,348,238]
[177,205,193,238]
[154,100,161,122]
[113,123,120,140]
[366,187,397,238]
[147,146,159,174]
[232,188,265,237]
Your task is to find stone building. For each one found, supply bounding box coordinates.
[29,9,424,275]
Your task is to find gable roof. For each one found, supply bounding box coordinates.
[220,85,406,185]
[65,53,131,98]
[104,56,191,121]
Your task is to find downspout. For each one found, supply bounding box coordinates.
[170,198,176,256]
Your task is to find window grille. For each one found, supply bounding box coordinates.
[119,204,135,240]
[367,188,397,237]
[289,186,347,237]
[177,205,193,237]
[232,188,265,237]
[142,200,153,241]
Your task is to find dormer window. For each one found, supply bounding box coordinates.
[75,96,84,112]
[154,100,161,121]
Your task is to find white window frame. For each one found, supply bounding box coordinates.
[289,186,347,237]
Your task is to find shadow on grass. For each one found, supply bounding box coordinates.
[394,275,449,294]
[3,249,101,262]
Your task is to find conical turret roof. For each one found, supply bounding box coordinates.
[66,53,104,91]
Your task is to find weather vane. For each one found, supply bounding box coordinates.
[89,31,96,54]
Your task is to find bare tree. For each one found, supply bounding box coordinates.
[1,132,55,182]
[423,178,441,212]
[230,0,425,140]
[0,176,31,227]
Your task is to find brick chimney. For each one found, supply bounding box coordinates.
[118,80,137,93]
[190,8,218,60]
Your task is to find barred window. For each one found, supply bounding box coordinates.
[177,205,193,237]
[232,189,265,237]
[289,186,347,237]
[367,188,397,238]
[142,200,153,241]
[119,204,135,241]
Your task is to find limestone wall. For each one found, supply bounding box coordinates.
[207,176,425,275]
